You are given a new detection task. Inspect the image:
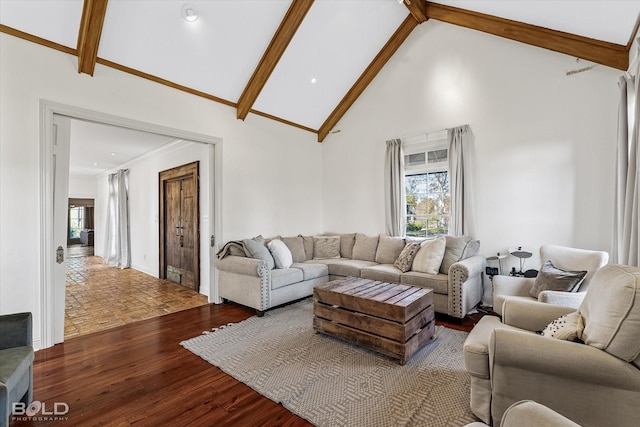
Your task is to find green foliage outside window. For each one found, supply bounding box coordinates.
[405,171,449,237]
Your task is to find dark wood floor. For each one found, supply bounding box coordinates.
[12,301,484,426]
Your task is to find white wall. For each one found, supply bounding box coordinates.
[0,34,323,346]
[94,141,213,296]
[68,175,98,199]
[321,21,621,298]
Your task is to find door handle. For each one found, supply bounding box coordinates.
[56,246,64,264]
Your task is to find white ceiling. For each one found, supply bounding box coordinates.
[69,119,174,176]
[1,0,639,169]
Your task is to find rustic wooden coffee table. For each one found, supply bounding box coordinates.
[313,277,435,364]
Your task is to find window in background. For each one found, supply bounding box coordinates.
[69,206,85,240]
[403,131,449,238]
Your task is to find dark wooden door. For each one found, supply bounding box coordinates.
[159,162,200,291]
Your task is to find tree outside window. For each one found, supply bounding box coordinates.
[405,171,449,237]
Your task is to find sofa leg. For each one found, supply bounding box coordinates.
[256,310,265,317]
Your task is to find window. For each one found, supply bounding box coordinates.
[403,131,449,237]
[69,206,85,239]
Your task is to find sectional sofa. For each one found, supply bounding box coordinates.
[215,233,485,319]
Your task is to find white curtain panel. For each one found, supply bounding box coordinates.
[384,138,406,237]
[614,66,640,266]
[104,169,131,269]
[448,125,477,237]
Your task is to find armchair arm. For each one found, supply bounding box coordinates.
[538,290,585,309]
[490,329,640,427]
[493,275,535,297]
[0,312,32,350]
[491,328,640,391]
[215,255,267,278]
[492,275,536,315]
[502,299,575,332]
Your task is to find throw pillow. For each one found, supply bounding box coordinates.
[313,235,341,259]
[339,233,356,258]
[440,235,473,274]
[529,260,587,298]
[352,233,380,262]
[242,238,275,270]
[282,236,306,263]
[411,236,447,275]
[267,239,293,269]
[375,235,406,264]
[461,239,481,260]
[541,311,584,341]
[394,242,422,273]
[299,235,315,260]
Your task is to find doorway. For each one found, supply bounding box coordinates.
[159,161,200,292]
[40,100,223,348]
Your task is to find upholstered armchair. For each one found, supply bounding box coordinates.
[464,264,640,426]
[492,244,608,315]
[465,400,581,427]
[0,312,34,427]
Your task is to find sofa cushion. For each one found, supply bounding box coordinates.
[394,242,422,273]
[267,239,293,269]
[401,271,449,294]
[282,236,306,263]
[440,236,479,274]
[313,259,378,277]
[352,233,379,262]
[530,260,587,298]
[375,235,406,264]
[270,268,304,290]
[242,238,275,270]
[579,264,640,362]
[299,235,315,261]
[361,264,402,283]
[339,233,356,258]
[313,235,341,259]
[412,236,446,275]
[292,262,329,281]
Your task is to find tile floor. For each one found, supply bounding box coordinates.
[65,255,210,339]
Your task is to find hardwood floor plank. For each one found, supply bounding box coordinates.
[11,300,482,426]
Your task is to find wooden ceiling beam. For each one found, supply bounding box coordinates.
[317,15,419,142]
[424,2,629,71]
[402,0,427,24]
[237,0,314,120]
[77,0,109,76]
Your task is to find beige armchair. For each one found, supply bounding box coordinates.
[464,264,640,427]
[465,400,581,427]
[492,244,608,315]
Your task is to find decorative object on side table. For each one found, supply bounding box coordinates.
[509,246,537,277]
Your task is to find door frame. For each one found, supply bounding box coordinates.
[39,100,223,349]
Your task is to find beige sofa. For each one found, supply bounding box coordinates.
[463,264,640,427]
[215,233,485,319]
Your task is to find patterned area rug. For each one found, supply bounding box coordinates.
[181,299,478,427]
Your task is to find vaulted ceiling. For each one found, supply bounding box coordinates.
[1,0,639,142]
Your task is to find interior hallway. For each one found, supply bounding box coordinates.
[64,252,210,339]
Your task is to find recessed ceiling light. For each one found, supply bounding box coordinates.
[110,152,117,156]
[182,3,199,22]
[93,162,99,166]
[310,77,318,84]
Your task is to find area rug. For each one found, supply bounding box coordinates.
[181,299,478,427]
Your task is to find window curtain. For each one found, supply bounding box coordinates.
[384,138,406,237]
[448,125,477,237]
[613,62,640,266]
[104,169,131,269]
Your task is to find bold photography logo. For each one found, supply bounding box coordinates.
[12,400,70,421]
